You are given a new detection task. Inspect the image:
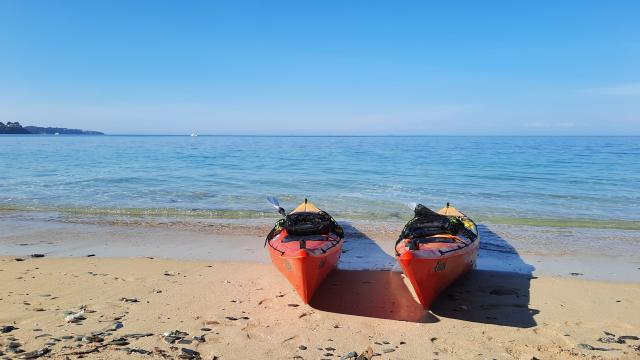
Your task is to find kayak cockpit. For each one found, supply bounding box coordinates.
[397,234,474,256]
[395,204,479,257]
[283,234,335,243]
[266,200,344,256]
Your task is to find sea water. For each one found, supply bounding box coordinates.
[1,135,638,225]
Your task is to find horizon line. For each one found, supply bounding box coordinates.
[4,133,639,137]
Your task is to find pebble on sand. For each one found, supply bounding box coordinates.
[64,311,86,323]
[341,351,357,359]
[179,347,200,359]
[619,335,639,341]
[577,343,612,351]
[126,348,152,355]
[109,339,129,346]
[16,348,50,359]
[163,330,189,344]
[1,325,17,333]
[193,335,205,343]
[82,335,104,343]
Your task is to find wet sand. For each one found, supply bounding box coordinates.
[1,257,639,359]
[2,214,639,281]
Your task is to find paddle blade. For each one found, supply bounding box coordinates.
[267,196,286,217]
[266,196,280,209]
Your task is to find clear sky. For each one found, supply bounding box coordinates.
[1,1,639,135]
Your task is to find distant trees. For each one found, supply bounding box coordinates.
[24,126,104,135]
[0,122,103,135]
[0,121,31,134]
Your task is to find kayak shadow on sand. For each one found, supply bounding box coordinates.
[309,223,439,323]
[429,224,539,328]
[310,223,539,328]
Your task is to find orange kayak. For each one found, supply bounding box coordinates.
[266,200,344,303]
[395,204,479,309]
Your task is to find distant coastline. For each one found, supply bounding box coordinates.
[0,121,104,135]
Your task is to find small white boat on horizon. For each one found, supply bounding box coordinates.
[190,133,198,137]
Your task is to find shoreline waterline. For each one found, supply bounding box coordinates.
[2,205,639,230]
[2,210,638,283]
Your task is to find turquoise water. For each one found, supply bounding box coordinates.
[1,135,639,228]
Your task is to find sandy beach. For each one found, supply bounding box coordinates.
[1,256,639,360]
[1,214,639,360]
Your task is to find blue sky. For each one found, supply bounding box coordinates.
[1,1,639,135]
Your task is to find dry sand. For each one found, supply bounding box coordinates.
[1,256,639,360]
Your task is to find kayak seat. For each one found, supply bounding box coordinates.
[414,237,456,244]
[283,234,331,243]
[407,236,455,250]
